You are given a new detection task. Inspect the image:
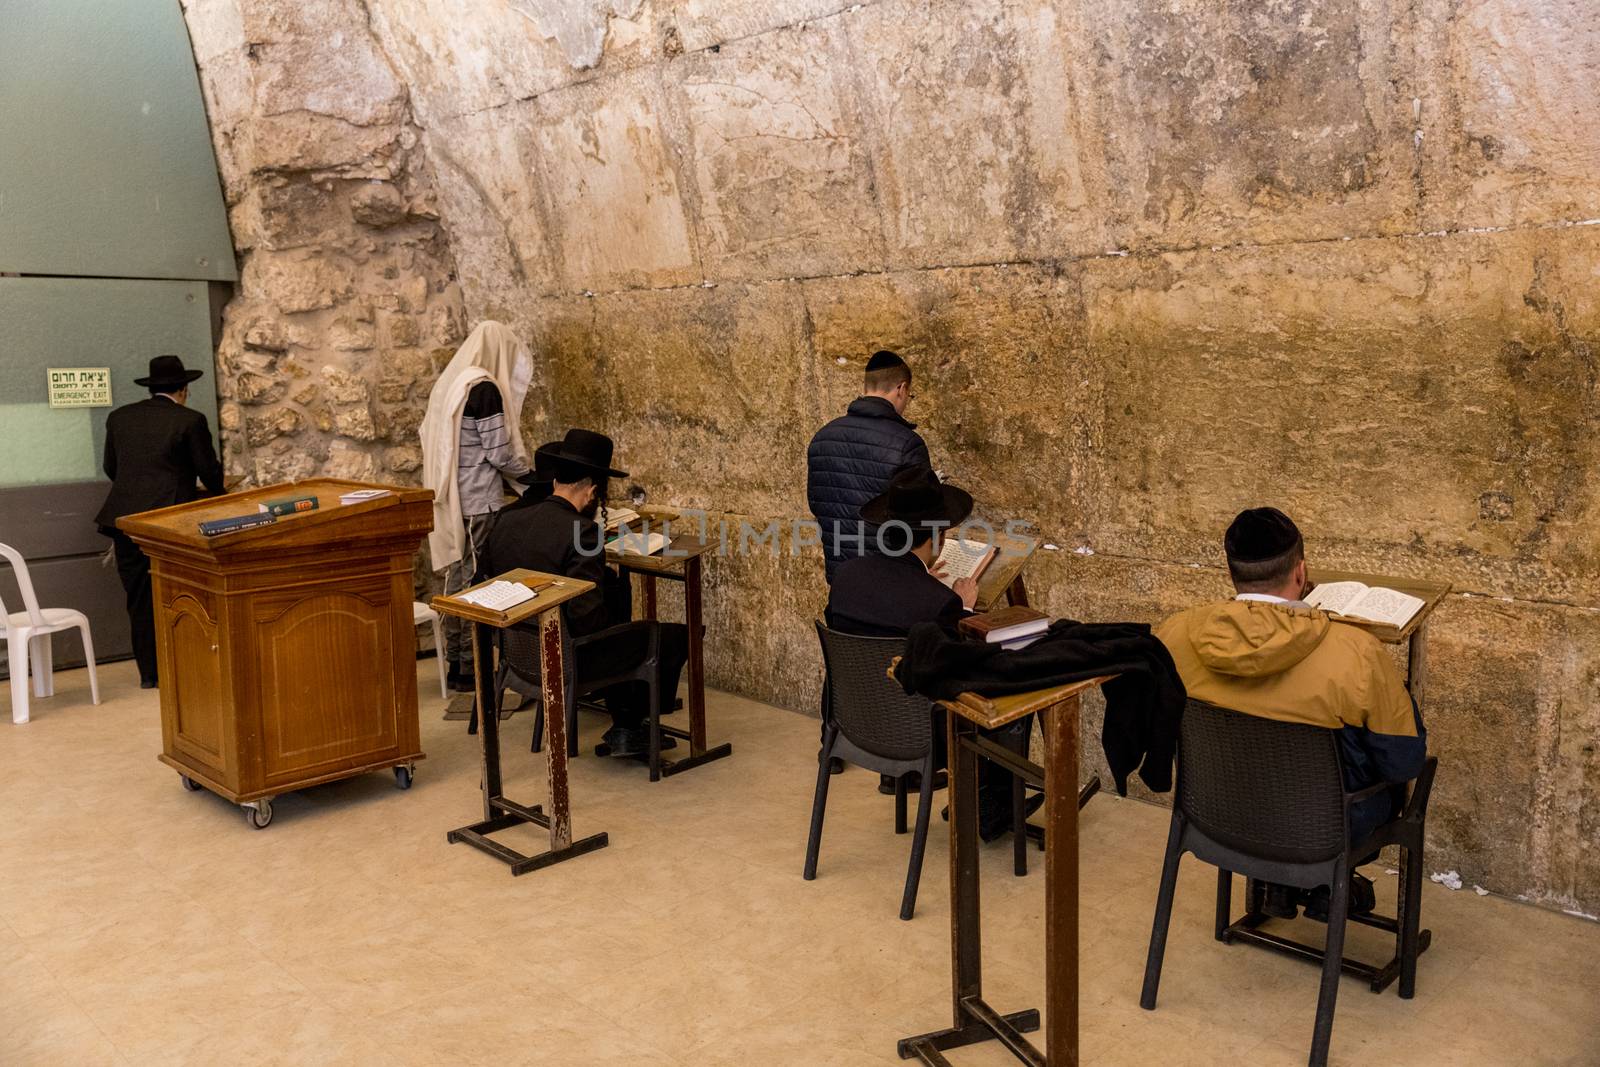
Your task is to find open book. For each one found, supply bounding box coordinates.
[1304,581,1425,629]
[613,529,669,556]
[454,580,536,613]
[934,537,996,588]
[602,506,643,532]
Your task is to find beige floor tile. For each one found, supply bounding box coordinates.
[4,662,1599,1065]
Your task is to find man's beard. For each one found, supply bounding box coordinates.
[581,497,601,521]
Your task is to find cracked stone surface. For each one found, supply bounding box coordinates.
[181,0,1600,915]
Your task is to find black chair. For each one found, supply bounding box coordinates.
[1140,699,1437,1067]
[806,622,940,921]
[495,620,677,781]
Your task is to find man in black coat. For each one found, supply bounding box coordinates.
[481,429,688,759]
[95,355,225,688]
[807,350,931,583]
[826,466,1035,840]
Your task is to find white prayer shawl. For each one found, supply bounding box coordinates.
[420,321,533,572]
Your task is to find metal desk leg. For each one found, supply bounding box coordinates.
[446,609,608,876]
[1406,625,1429,714]
[684,555,707,753]
[1044,695,1082,1065]
[655,553,733,777]
[897,713,1040,1063]
[539,608,573,849]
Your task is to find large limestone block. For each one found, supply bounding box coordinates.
[665,20,884,280]
[426,104,561,302]
[1082,226,1600,604]
[1081,0,1416,249]
[667,0,854,54]
[247,2,406,128]
[802,265,1097,529]
[844,0,1104,267]
[532,69,700,291]
[546,282,817,517]
[1419,0,1600,230]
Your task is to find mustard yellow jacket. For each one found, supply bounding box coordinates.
[1156,599,1426,787]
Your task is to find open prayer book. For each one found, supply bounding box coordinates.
[1305,581,1425,629]
[602,506,643,532]
[454,580,537,612]
[612,529,669,556]
[934,537,996,588]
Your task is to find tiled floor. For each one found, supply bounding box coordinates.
[3,659,1597,1065]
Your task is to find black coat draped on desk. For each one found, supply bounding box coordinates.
[894,619,1188,795]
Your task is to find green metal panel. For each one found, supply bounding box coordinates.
[0,276,219,489]
[0,0,236,281]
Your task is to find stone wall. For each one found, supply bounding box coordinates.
[179,0,467,488]
[182,0,1600,915]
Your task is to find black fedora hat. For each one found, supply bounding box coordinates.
[133,354,205,389]
[860,465,973,528]
[545,428,628,480]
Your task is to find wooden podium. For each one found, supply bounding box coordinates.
[117,479,433,828]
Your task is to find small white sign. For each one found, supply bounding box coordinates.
[47,367,113,408]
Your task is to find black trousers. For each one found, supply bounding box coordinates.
[576,621,690,729]
[111,532,157,684]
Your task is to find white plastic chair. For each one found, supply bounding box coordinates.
[1,541,101,724]
[413,600,447,700]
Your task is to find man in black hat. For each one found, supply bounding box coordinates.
[95,355,225,688]
[807,350,931,583]
[1156,507,1427,920]
[826,466,1038,840]
[482,429,688,758]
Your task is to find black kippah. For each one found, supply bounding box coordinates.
[865,349,906,372]
[1224,507,1302,562]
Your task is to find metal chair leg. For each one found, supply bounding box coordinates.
[1308,864,1351,1067]
[1012,774,1028,876]
[1399,839,1425,999]
[895,775,908,835]
[900,754,937,921]
[647,674,662,783]
[1140,813,1186,1010]
[1215,868,1233,941]
[803,727,838,881]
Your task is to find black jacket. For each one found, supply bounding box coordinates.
[894,619,1188,795]
[481,496,618,636]
[806,396,930,582]
[825,551,965,638]
[95,397,224,533]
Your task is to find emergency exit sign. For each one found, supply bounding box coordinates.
[47,367,112,408]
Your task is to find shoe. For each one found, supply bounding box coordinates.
[447,669,475,694]
[877,770,949,796]
[1263,883,1300,920]
[139,678,158,690]
[601,726,648,759]
[1303,872,1377,923]
[979,792,1045,843]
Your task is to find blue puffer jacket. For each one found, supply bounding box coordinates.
[806,396,931,581]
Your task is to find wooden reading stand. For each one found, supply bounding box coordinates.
[117,478,432,829]
[972,531,1038,613]
[432,568,609,875]
[1307,568,1451,712]
[601,507,733,776]
[898,673,1116,1067]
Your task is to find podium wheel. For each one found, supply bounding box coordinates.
[180,776,202,792]
[243,799,273,829]
[394,764,415,790]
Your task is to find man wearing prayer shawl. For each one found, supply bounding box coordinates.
[421,321,535,691]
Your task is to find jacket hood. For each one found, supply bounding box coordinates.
[847,394,916,428]
[1188,600,1331,678]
